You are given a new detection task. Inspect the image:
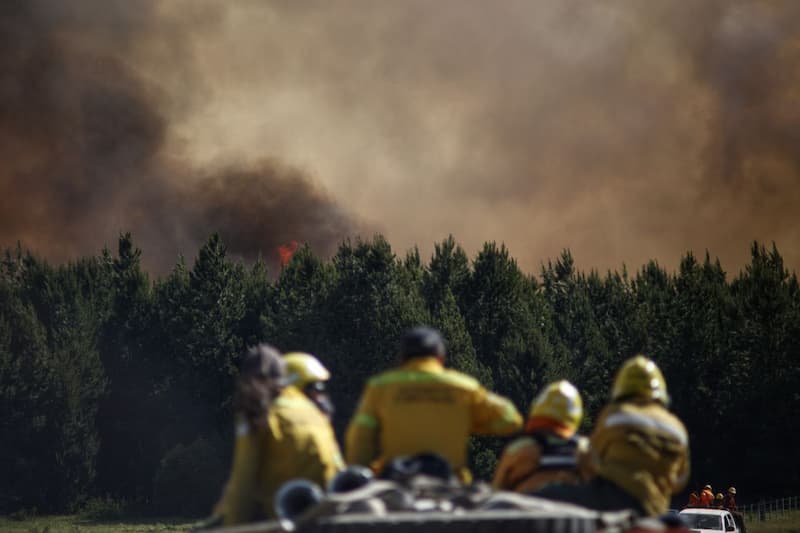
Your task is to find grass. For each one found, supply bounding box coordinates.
[0,515,201,532]
[4,509,799,533]
[741,510,800,533]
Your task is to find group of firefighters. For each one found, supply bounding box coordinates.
[688,485,739,511]
[214,326,692,526]
[687,485,746,533]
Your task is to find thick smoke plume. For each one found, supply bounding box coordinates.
[0,0,358,272]
[2,1,800,273]
[175,0,800,272]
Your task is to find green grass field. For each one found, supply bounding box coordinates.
[3,510,799,533]
[0,515,199,532]
[747,510,800,533]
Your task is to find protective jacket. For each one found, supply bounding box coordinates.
[699,489,715,507]
[345,356,522,481]
[723,494,737,511]
[222,387,344,525]
[590,400,690,516]
[688,492,700,507]
[493,432,590,493]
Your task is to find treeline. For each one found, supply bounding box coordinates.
[1,234,799,515]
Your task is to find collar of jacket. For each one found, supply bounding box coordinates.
[525,416,575,439]
[274,384,314,407]
[400,356,444,373]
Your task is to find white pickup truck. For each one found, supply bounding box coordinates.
[680,508,741,533]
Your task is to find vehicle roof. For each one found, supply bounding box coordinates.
[680,508,731,516]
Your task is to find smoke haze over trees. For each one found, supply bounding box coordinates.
[1,234,799,515]
[2,1,800,273]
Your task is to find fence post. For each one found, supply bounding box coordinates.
[759,500,765,522]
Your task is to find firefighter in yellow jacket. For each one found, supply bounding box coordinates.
[537,356,690,516]
[220,345,344,526]
[345,326,523,482]
[493,380,591,492]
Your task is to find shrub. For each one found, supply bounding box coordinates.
[152,438,226,517]
[78,495,127,520]
[7,506,38,521]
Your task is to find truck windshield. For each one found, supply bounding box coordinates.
[682,513,723,530]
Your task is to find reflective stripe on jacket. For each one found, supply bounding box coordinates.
[345,356,522,479]
[222,387,344,525]
[590,400,690,517]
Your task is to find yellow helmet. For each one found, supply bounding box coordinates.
[528,380,583,434]
[283,352,330,388]
[715,493,724,500]
[611,355,670,405]
[728,487,736,495]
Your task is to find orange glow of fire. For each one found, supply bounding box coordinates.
[277,240,299,267]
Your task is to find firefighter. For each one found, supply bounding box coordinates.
[722,487,738,511]
[699,484,715,507]
[219,344,344,526]
[493,380,591,492]
[715,493,725,508]
[283,352,335,418]
[537,355,690,516]
[688,490,700,507]
[724,487,747,533]
[345,326,523,483]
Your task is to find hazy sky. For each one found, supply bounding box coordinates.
[2,1,799,274]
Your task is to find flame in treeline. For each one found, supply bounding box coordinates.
[277,241,300,267]
[0,0,360,272]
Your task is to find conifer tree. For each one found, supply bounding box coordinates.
[269,244,333,355]
[464,242,552,411]
[95,234,160,500]
[323,236,428,434]
[0,274,54,512]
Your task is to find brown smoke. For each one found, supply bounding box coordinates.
[172,0,800,273]
[3,1,800,274]
[0,0,359,272]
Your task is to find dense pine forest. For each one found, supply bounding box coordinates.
[1,233,798,516]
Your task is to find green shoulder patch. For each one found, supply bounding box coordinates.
[368,369,478,390]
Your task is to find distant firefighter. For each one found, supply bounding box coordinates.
[723,487,738,511]
[724,487,747,533]
[493,380,590,492]
[715,493,725,508]
[700,484,715,507]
